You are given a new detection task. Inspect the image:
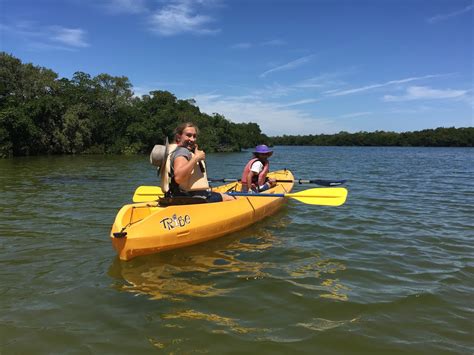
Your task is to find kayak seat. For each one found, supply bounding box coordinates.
[159,196,207,206]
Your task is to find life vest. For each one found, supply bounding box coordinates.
[241,158,269,187]
[164,147,209,193]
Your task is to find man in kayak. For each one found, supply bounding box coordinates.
[165,122,234,203]
[241,144,277,192]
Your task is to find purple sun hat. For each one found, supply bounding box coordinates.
[253,144,273,156]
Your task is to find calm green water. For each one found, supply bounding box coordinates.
[1,146,473,354]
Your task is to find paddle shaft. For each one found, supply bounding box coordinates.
[227,191,340,198]
[226,187,348,206]
[208,178,346,187]
[228,192,287,198]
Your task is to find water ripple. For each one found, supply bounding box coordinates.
[1,148,473,354]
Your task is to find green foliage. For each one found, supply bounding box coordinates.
[0,53,266,157]
[1,52,471,158]
[269,127,474,147]
[0,107,39,156]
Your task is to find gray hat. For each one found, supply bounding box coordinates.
[150,137,170,173]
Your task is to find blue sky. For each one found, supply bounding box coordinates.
[1,0,472,136]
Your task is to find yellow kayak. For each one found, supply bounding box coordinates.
[110,169,295,261]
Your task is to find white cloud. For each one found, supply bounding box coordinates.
[277,98,321,108]
[339,111,372,118]
[132,85,155,97]
[230,39,285,50]
[0,22,89,50]
[259,54,315,78]
[386,106,434,114]
[101,0,147,14]
[0,22,35,44]
[249,83,296,99]
[50,27,89,48]
[294,73,347,89]
[193,93,340,135]
[427,4,473,23]
[383,86,468,102]
[149,1,219,36]
[326,74,444,96]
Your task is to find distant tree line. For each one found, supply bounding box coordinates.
[269,127,473,147]
[1,53,472,159]
[0,52,266,158]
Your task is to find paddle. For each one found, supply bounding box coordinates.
[133,186,348,206]
[227,187,348,206]
[208,178,346,187]
[132,186,164,203]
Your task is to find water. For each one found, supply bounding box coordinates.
[0,147,473,354]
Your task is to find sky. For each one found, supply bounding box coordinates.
[0,0,473,136]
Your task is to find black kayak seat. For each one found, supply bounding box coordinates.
[159,196,207,206]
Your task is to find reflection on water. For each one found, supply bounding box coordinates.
[147,308,269,351]
[108,228,283,300]
[151,308,356,350]
[320,279,350,301]
[296,317,358,331]
[108,213,349,303]
[107,203,352,351]
[162,309,265,334]
[284,258,349,301]
[122,264,226,301]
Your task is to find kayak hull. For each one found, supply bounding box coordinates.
[110,170,294,261]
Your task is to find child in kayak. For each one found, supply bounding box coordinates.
[241,145,277,192]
